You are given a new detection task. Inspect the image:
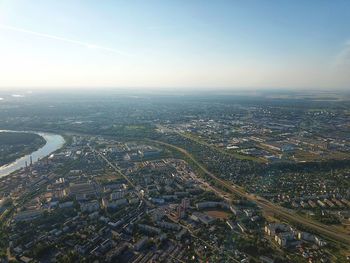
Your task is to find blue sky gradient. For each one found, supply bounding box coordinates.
[0,0,349,89]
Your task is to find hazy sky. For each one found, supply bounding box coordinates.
[0,0,350,90]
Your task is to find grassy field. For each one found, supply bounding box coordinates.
[204,210,230,219]
[95,172,123,184]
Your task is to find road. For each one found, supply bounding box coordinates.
[89,145,155,210]
[89,145,136,188]
[165,206,240,263]
[150,139,350,247]
[90,142,241,261]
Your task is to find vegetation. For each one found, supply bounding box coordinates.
[0,132,46,166]
[313,210,341,225]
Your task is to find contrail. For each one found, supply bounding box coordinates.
[0,24,130,56]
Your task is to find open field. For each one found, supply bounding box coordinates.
[204,210,230,219]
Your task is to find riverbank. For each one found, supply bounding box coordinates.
[0,132,46,167]
[0,131,65,178]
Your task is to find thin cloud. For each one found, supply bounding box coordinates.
[0,24,131,56]
[333,40,350,69]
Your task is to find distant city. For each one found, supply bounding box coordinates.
[0,90,349,262]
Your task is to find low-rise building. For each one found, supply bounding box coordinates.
[80,200,100,213]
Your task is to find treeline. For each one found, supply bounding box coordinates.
[0,132,44,146]
[0,132,46,166]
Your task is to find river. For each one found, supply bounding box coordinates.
[0,131,65,178]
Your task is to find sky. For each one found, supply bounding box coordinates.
[0,0,349,90]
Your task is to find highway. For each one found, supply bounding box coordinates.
[150,139,350,248]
